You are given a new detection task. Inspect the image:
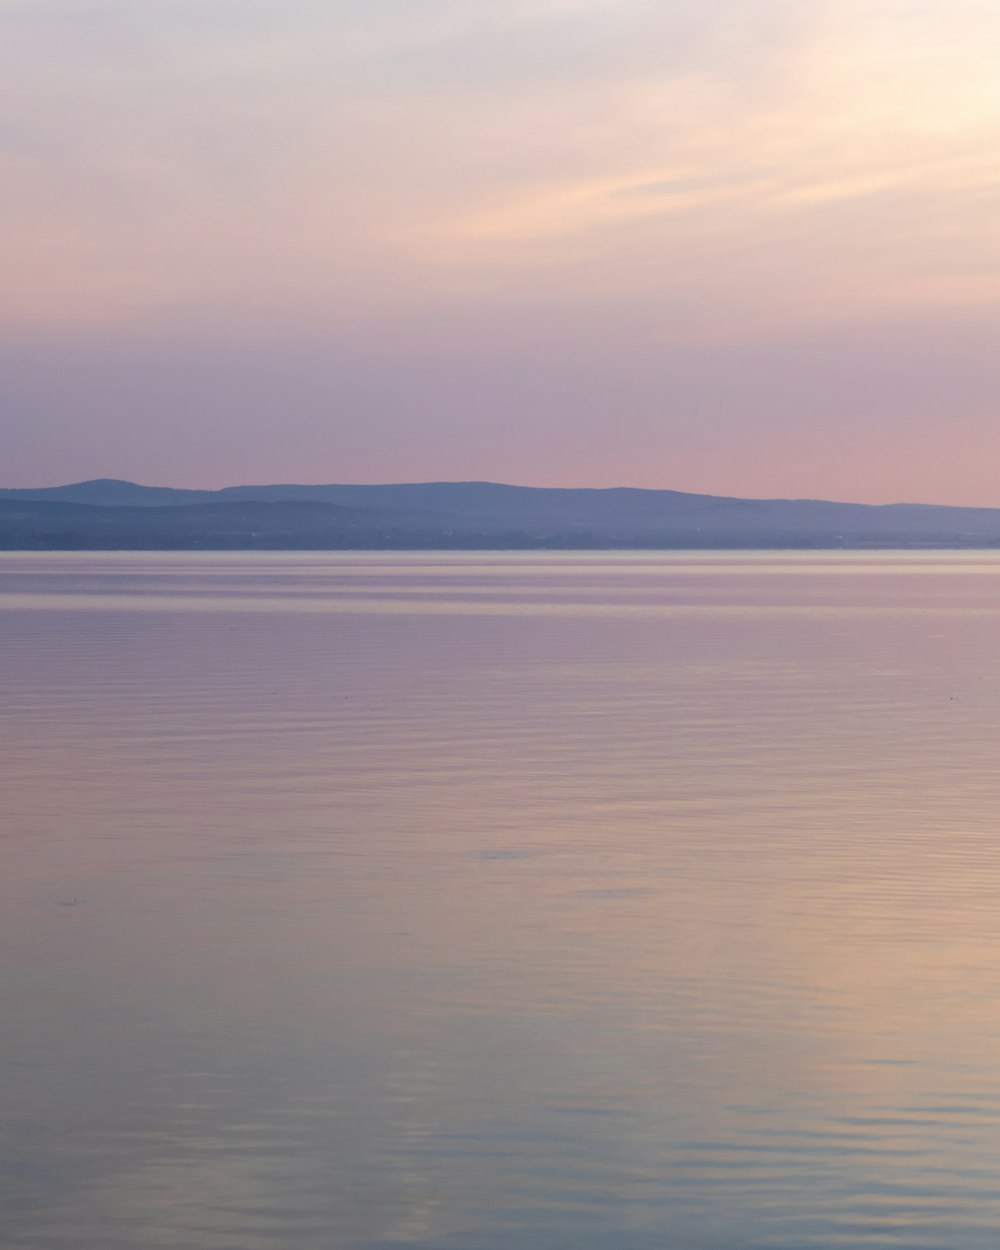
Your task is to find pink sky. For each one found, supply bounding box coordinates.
[2,0,999,503]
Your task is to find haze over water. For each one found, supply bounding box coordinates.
[5,551,1000,1249]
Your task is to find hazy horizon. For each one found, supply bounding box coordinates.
[5,473,1000,512]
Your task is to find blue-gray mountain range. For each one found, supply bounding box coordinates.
[2,479,1000,548]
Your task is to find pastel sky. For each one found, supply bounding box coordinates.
[3,0,999,501]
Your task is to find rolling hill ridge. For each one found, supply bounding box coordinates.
[2,480,1000,549]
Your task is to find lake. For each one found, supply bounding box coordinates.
[4,551,1000,1249]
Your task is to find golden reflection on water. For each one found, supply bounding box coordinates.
[5,553,1000,1248]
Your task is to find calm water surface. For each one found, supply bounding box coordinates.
[4,552,1000,1249]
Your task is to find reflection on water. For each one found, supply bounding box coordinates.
[4,552,1000,1248]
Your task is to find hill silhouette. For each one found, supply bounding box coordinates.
[2,480,1000,549]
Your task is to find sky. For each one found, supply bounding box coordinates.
[2,0,999,502]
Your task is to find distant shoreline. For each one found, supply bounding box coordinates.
[4,481,1000,550]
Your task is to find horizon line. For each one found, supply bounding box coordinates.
[0,476,984,512]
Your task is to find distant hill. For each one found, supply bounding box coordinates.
[2,480,1000,549]
[0,478,218,507]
